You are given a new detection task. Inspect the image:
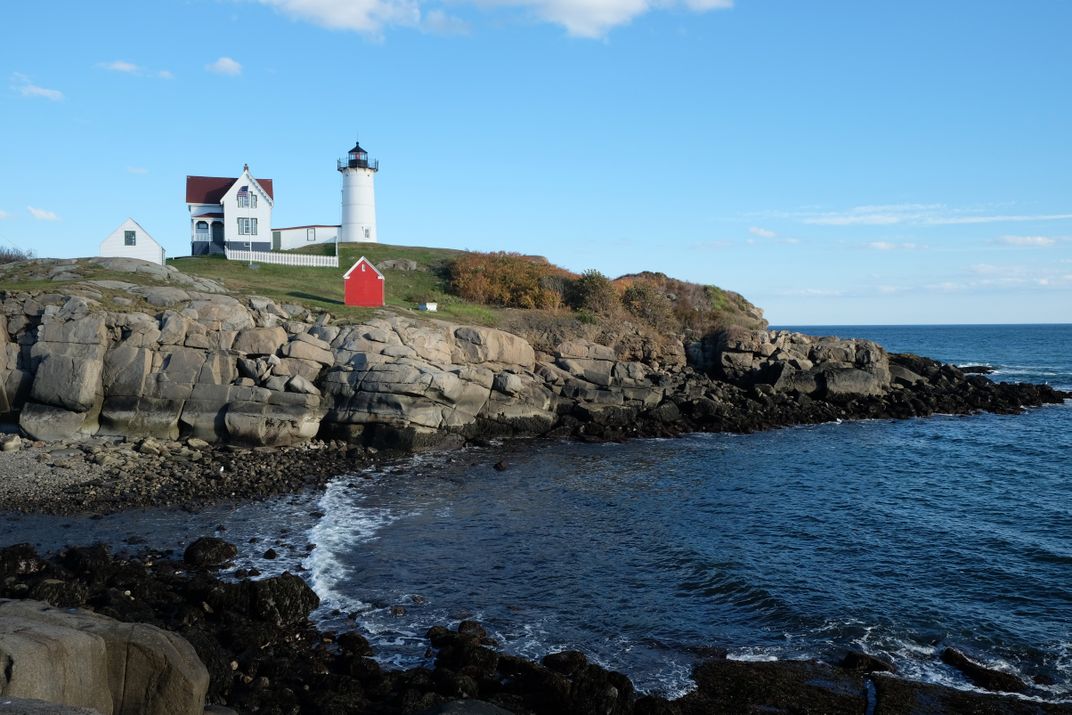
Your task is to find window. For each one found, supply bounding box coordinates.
[124,230,136,246]
[363,227,371,239]
[238,217,259,235]
[237,192,258,208]
[307,228,315,242]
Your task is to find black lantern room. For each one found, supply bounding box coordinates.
[338,140,379,172]
[348,142,369,167]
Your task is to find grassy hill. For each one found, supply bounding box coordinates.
[2,243,766,341]
[171,243,498,325]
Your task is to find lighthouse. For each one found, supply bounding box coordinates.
[337,140,379,243]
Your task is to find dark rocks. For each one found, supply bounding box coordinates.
[941,646,1028,693]
[0,543,1068,714]
[841,649,897,673]
[677,659,867,714]
[543,649,589,676]
[183,537,238,568]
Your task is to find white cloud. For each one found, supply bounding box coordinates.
[748,226,776,238]
[934,213,1072,226]
[254,0,731,37]
[10,73,63,101]
[422,9,470,34]
[867,241,919,251]
[689,239,732,250]
[27,206,59,221]
[99,61,174,79]
[777,288,845,297]
[101,60,140,74]
[795,203,1072,227]
[999,235,1056,247]
[127,167,149,175]
[0,210,9,220]
[206,57,243,76]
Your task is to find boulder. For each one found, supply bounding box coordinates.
[186,297,254,332]
[232,327,288,356]
[377,259,419,271]
[131,286,190,307]
[37,315,107,345]
[183,538,238,569]
[940,647,1027,693]
[158,313,188,346]
[98,396,182,440]
[286,375,321,396]
[452,327,536,369]
[0,599,209,715]
[223,401,322,446]
[197,351,238,385]
[19,403,94,442]
[280,340,334,366]
[102,344,152,397]
[889,364,925,386]
[820,367,887,398]
[30,353,103,412]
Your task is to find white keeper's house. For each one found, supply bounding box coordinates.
[100,218,166,265]
[188,140,380,259]
[187,164,274,255]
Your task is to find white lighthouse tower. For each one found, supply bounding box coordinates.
[337,140,379,243]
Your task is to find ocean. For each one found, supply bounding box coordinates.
[3,324,1070,700]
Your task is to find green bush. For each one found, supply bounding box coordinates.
[621,281,674,327]
[566,269,618,315]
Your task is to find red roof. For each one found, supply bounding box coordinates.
[186,175,274,204]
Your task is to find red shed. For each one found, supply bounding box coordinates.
[343,256,385,307]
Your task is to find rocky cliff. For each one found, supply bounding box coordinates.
[0,260,1066,450]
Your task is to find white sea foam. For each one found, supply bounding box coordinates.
[304,478,406,613]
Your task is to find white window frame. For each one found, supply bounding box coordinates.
[238,217,259,236]
[124,230,136,246]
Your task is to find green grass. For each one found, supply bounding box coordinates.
[169,243,500,325]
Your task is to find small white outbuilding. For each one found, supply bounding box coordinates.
[100,218,165,265]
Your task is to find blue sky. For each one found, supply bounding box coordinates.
[2,0,1070,325]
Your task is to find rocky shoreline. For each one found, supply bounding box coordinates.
[2,541,1069,714]
[1,346,1067,516]
[2,266,1068,460]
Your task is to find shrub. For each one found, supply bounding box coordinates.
[566,269,618,315]
[449,251,568,310]
[621,281,674,327]
[0,246,34,264]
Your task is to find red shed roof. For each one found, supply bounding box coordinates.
[186,175,274,204]
[343,256,384,280]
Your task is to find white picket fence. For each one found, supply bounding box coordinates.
[224,248,339,268]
